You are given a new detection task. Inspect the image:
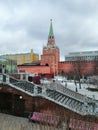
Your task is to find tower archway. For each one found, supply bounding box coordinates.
[45,63,49,66]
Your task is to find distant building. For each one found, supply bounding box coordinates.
[0,57,17,73]
[65,51,98,61]
[3,49,39,65]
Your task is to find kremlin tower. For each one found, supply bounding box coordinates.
[41,20,60,75]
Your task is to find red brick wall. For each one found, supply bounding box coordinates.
[58,62,72,74]
[58,61,97,75]
[18,61,98,76]
[18,65,50,74]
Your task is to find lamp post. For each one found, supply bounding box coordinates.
[2,64,5,74]
[11,59,13,73]
[75,86,78,92]
[91,95,96,113]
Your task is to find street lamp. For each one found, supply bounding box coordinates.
[19,95,23,99]
[75,86,78,92]
[91,95,96,113]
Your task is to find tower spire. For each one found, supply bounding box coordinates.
[49,19,54,38]
[47,19,55,46]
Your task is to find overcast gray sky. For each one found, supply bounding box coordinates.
[0,0,98,61]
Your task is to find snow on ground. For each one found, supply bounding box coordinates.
[61,80,98,100]
[41,76,98,100]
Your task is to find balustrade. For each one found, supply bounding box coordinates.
[0,74,98,116]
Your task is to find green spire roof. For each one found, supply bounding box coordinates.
[49,19,54,37]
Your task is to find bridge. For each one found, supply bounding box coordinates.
[0,74,98,117]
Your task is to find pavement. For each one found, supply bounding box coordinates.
[0,113,67,130]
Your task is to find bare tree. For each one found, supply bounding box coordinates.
[71,56,87,89]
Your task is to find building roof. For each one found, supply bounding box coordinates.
[0,56,17,63]
[19,60,40,66]
[2,49,39,57]
[67,50,98,56]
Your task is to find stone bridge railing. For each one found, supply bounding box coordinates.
[0,74,98,116]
